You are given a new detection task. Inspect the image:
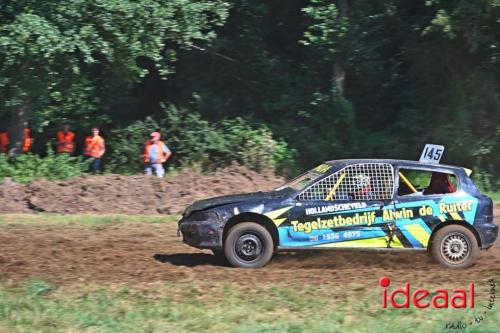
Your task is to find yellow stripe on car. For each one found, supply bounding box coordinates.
[405,224,430,247]
[265,206,293,226]
[273,218,287,227]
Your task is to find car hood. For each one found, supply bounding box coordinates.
[183,190,287,216]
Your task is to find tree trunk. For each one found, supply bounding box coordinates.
[333,0,349,96]
[333,61,346,95]
[8,106,27,156]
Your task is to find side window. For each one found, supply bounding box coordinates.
[397,169,457,196]
[299,163,394,201]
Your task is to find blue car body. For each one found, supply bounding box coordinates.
[178,159,497,254]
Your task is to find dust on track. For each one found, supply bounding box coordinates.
[1,205,498,289]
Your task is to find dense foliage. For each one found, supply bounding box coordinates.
[0,0,228,151]
[0,146,89,183]
[107,104,294,173]
[0,1,498,188]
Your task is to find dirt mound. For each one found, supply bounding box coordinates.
[0,164,284,215]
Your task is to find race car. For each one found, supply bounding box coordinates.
[178,158,497,268]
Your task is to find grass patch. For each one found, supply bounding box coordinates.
[0,279,498,333]
[0,214,180,227]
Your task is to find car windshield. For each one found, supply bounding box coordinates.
[275,164,331,191]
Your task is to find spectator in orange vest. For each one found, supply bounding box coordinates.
[0,130,8,154]
[56,124,76,154]
[0,128,31,154]
[84,127,105,174]
[22,128,33,153]
[143,131,171,177]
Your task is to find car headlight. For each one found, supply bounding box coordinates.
[187,210,219,221]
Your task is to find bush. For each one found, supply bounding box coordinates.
[215,118,294,172]
[0,145,89,183]
[106,117,162,174]
[107,104,295,173]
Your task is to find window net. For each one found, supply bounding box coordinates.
[299,163,394,201]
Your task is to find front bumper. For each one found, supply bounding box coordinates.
[178,216,223,250]
[475,221,498,249]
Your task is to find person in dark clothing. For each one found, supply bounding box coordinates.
[424,172,455,195]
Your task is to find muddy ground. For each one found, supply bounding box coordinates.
[0,205,498,290]
[0,164,283,215]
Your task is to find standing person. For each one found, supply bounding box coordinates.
[143,131,171,178]
[84,127,105,174]
[22,128,33,153]
[0,130,8,154]
[56,124,76,154]
[1,126,32,155]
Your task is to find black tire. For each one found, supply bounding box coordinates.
[431,225,479,269]
[224,222,274,268]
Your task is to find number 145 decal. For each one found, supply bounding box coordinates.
[419,144,445,164]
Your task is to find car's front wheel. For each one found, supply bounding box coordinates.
[224,222,274,268]
[431,225,478,269]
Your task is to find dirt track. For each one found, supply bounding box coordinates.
[0,205,499,289]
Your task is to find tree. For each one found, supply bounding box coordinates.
[0,0,228,154]
[302,0,349,95]
[0,0,498,186]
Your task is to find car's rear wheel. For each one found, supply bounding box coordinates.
[431,225,478,269]
[224,222,274,268]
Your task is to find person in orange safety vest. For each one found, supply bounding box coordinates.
[22,128,33,153]
[84,127,105,173]
[0,128,32,154]
[143,131,171,177]
[56,124,76,154]
[0,131,8,153]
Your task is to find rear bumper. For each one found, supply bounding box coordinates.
[178,217,222,250]
[476,222,498,249]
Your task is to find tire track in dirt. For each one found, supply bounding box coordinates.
[0,205,498,288]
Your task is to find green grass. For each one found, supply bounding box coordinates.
[0,279,498,333]
[0,214,180,227]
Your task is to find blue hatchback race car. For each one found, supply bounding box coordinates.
[178,158,498,268]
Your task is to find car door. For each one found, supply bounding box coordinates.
[392,167,461,249]
[278,162,396,248]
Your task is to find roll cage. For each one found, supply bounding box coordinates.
[294,160,466,202]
